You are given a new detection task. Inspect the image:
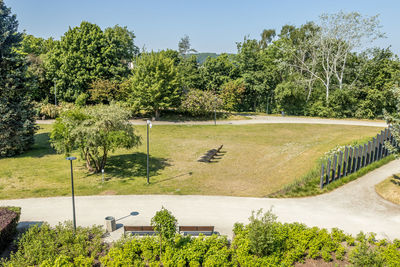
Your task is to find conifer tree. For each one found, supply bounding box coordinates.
[0,1,36,156]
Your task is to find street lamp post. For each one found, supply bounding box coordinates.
[54,79,57,106]
[146,120,152,184]
[66,156,77,232]
[214,97,217,126]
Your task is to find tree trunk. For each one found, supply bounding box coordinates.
[155,109,160,120]
[84,150,94,172]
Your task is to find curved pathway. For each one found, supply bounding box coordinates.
[37,115,387,127]
[1,159,399,241]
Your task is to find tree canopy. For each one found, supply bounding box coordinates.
[127,52,180,119]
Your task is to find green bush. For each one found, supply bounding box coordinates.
[349,241,384,266]
[180,89,222,116]
[34,101,75,119]
[247,209,285,257]
[3,210,400,266]
[75,93,89,107]
[3,221,106,266]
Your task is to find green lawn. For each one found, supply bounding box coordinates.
[0,123,383,199]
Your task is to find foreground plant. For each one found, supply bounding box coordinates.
[2,222,106,266]
[151,206,178,263]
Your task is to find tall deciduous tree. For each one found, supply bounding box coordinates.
[128,52,180,119]
[46,22,138,101]
[0,1,37,157]
[178,35,196,56]
[200,53,239,92]
[282,12,384,102]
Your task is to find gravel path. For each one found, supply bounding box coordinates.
[37,115,387,127]
[1,159,399,241]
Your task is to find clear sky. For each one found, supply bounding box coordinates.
[4,0,400,55]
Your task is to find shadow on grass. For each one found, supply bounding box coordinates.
[152,172,193,184]
[209,151,227,163]
[19,132,56,158]
[106,152,170,179]
[391,174,400,186]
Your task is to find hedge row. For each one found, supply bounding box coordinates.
[2,212,400,266]
[0,206,21,252]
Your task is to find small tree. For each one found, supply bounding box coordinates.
[247,209,284,257]
[151,207,177,263]
[128,52,180,119]
[50,104,141,172]
[178,35,197,56]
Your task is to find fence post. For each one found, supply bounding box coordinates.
[378,132,383,160]
[362,144,367,167]
[367,141,372,165]
[347,147,353,174]
[383,128,388,157]
[357,145,362,170]
[352,147,358,173]
[320,163,325,189]
[373,137,377,162]
[332,154,337,182]
[326,159,331,185]
[337,151,343,179]
[343,146,348,177]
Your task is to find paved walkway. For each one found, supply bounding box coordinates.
[37,115,387,127]
[1,159,399,241]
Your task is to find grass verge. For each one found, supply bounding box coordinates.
[269,155,395,198]
[375,174,400,205]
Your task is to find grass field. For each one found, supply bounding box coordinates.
[375,174,400,205]
[0,123,383,199]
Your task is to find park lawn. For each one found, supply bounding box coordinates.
[0,123,383,199]
[375,174,400,205]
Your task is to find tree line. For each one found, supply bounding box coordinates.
[19,11,400,120]
[2,0,400,157]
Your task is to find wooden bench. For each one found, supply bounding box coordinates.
[197,145,223,162]
[179,226,215,236]
[124,226,156,236]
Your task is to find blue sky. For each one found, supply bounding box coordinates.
[5,0,400,55]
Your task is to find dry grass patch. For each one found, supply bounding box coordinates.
[0,123,383,199]
[375,174,400,205]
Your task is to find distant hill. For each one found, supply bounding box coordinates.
[186,52,236,64]
[188,53,218,64]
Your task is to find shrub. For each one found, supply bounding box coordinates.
[75,93,89,107]
[34,102,75,119]
[349,241,384,266]
[0,207,21,252]
[220,78,246,112]
[180,89,222,117]
[89,79,119,104]
[3,221,106,266]
[274,81,306,115]
[247,209,285,257]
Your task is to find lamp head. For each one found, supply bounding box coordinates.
[66,157,77,161]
